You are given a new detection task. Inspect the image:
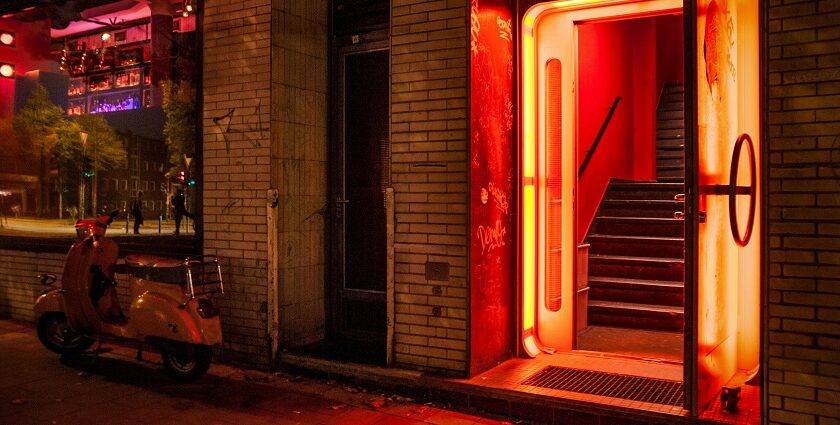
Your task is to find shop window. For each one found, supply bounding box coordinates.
[0,0,204,250]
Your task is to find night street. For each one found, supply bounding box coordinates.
[0,320,515,425]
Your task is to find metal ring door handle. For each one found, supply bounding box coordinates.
[728,133,757,247]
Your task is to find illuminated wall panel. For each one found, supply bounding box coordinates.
[695,0,760,410]
[469,0,515,376]
[545,59,563,312]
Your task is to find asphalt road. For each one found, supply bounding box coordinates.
[0,320,513,425]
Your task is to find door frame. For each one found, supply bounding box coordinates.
[515,0,766,416]
[328,31,390,343]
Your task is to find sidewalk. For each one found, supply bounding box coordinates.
[0,320,516,425]
[0,217,195,237]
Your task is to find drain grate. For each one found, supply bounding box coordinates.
[521,366,684,406]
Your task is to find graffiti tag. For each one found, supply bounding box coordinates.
[488,182,509,214]
[497,16,512,42]
[477,219,506,254]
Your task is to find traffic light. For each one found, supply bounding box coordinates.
[82,157,94,177]
[177,170,186,183]
[186,178,197,186]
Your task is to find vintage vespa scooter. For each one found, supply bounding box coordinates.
[34,210,224,381]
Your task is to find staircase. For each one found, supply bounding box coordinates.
[585,84,685,332]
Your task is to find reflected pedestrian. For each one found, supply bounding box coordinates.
[171,189,195,235]
[131,191,144,234]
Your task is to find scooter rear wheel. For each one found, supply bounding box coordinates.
[37,313,94,355]
[162,344,212,382]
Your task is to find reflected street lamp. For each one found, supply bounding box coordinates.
[79,131,88,219]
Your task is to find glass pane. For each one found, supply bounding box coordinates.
[0,1,202,241]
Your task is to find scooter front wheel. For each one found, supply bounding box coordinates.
[37,313,94,355]
[161,344,212,382]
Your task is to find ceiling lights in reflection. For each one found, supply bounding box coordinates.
[0,31,14,47]
[0,63,15,78]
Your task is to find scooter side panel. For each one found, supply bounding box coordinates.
[130,280,222,346]
[60,241,102,334]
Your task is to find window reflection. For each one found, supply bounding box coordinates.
[0,0,200,239]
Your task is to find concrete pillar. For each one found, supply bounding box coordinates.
[147,0,172,107]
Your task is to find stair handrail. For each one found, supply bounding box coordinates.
[579,96,622,178]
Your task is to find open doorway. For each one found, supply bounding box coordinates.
[572,13,686,364]
[506,0,761,418]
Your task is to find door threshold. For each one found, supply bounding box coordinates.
[280,352,698,422]
[464,351,687,416]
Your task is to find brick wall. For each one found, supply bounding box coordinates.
[766,0,840,423]
[202,0,273,366]
[391,0,470,375]
[0,250,64,321]
[270,0,329,348]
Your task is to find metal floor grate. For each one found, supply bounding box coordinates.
[521,366,684,406]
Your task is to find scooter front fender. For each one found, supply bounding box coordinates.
[131,291,222,346]
[34,288,65,318]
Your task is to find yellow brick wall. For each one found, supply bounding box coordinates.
[203,0,273,365]
[767,0,840,423]
[0,250,64,321]
[270,0,330,347]
[391,0,470,375]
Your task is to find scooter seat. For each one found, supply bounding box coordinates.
[124,254,187,284]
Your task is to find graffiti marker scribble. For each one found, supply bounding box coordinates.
[488,182,509,214]
[477,219,506,254]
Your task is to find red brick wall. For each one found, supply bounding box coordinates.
[766,0,840,423]
[391,0,471,375]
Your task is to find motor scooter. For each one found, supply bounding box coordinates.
[34,209,224,381]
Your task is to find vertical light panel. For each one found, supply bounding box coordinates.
[522,29,537,338]
[545,59,563,312]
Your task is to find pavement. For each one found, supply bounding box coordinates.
[0,320,518,425]
[0,217,194,237]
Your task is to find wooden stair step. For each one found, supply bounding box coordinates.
[656,119,684,130]
[657,128,685,139]
[591,217,683,237]
[656,139,685,149]
[589,254,684,267]
[657,110,684,120]
[605,183,684,200]
[599,200,685,219]
[588,276,684,307]
[658,101,684,112]
[588,234,684,245]
[589,276,683,291]
[588,300,684,332]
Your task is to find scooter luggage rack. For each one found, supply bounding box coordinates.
[183,255,224,300]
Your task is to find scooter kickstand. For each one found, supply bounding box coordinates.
[86,340,104,371]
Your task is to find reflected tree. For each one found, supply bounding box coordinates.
[12,85,63,216]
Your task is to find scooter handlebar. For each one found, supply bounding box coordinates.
[103,209,122,225]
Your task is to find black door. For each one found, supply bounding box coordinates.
[330,45,389,363]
